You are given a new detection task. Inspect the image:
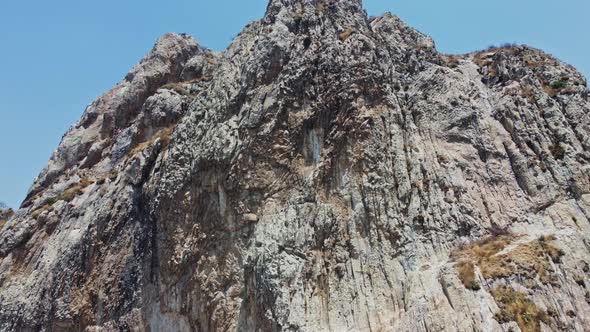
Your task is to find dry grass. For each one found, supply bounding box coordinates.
[561,85,578,95]
[60,177,94,203]
[161,82,191,96]
[32,177,95,219]
[0,209,13,229]
[452,234,514,281]
[472,46,578,102]
[129,126,174,156]
[543,85,558,98]
[492,286,549,332]
[32,204,53,219]
[522,54,542,69]
[452,234,564,287]
[443,55,461,69]
[520,85,537,104]
[96,171,118,185]
[456,261,480,290]
[473,51,492,68]
[515,235,564,284]
[338,28,355,42]
[472,51,501,79]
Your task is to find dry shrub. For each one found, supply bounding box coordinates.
[561,85,577,95]
[31,177,96,220]
[473,51,493,67]
[161,82,190,96]
[338,28,355,42]
[129,126,174,156]
[543,85,558,98]
[520,85,537,104]
[444,55,461,69]
[0,209,12,229]
[493,286,549,332]
[522,54,541,69]
[96,171,118,185]
[452,235,514,282]
[59,177,94,203]
[456,261,480,290]
[415,44,432,52]
[548,144,565,160]
[32,204,53,219]
[452,234,564,286]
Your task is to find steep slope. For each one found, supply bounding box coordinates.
[1,0,590,331]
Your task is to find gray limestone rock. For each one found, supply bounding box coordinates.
[1,0,589,331]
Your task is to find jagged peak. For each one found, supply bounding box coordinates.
[127,33,202,79]
[264,0,364,22]
[3,1,590,331]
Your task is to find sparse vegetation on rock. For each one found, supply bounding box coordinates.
[338,27,355,41]
[1,0,589,331]
[493,286,550,332]
[0,205,13,230]
[549,143,566,160]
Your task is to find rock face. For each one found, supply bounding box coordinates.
[1,0,590,331]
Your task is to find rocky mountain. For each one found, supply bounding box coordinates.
[1,0,590,331]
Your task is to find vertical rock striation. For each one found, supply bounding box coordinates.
[1,0,589,331]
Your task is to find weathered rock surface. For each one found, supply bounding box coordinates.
[1,0,590,331]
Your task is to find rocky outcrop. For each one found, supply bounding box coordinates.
[0,208,13,230]
[1,0,589,331]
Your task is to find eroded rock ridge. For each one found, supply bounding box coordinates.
[1,0,590,331]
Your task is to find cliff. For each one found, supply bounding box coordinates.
[1,0,590,331]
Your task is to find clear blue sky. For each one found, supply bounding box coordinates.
[0,0,588,208]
